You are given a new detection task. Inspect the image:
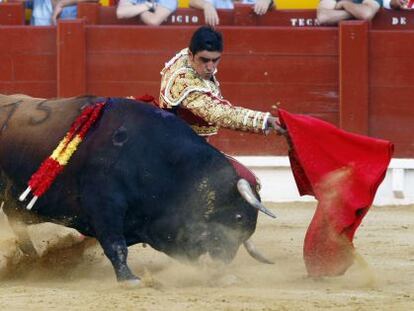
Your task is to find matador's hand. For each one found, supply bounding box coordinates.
[267,116,287,136]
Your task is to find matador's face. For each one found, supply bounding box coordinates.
[189,50,222,80]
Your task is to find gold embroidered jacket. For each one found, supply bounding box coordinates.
[159,48,270,136]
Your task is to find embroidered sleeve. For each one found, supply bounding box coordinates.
[182,92,270,133]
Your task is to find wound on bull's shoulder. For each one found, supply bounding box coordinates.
[112,126,129,146]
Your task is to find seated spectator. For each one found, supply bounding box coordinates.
[317,0,382,25]
[189,0,275,27]
[384,0,413,9]
[31,0,98,26]
[116,0,178,25]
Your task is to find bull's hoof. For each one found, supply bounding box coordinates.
[17,242,39,259]
[119,278,142,288]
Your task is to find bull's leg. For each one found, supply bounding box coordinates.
[81,192,139,285]
[1,180,38,258]
[7,219,38,258]
[98,235,139,285]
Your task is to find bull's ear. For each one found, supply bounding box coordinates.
[237,179,276,219]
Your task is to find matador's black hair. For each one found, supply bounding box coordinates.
[189,26,223,54]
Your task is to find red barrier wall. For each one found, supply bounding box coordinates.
[1,3,413,157]
[0,2,25,25]
[0,26,57,97]
[369,30,414,158]
[80,25,338,154]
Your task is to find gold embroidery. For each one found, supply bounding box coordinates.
[191,125,219,136]
[160,48,270,134]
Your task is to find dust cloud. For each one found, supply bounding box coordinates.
[0,203,413,310]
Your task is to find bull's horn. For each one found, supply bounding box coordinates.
[243,240,274,264]
[237,179,276,218]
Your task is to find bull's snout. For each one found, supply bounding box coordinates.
[208,242,238,264]
[206,227,241,264]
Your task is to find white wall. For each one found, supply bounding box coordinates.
[235,156,414,206]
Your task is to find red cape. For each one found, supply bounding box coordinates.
[278,109,393,277]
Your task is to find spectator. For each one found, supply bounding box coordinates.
[116,0,177,25]
[317,0,382,25]
[31,0,98,26]
[384,0,413,9]
[189,0,275,27]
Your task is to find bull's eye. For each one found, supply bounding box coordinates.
[235,214,243,222]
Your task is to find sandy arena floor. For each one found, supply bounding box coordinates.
[0,202,413,310]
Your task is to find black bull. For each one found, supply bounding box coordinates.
[0,94,274,284]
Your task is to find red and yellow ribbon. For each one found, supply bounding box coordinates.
[19,101,106,210]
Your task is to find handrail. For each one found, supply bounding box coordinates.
[3,2,414,30]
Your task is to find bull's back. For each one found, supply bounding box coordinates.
[0,94,96,184]
[0,95,94,151]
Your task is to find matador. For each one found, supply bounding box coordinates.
[159,26,285,187]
